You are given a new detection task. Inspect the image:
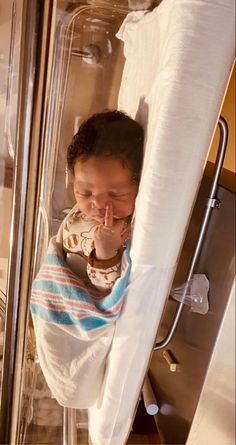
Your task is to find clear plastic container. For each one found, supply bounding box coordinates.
[170,274,209,315]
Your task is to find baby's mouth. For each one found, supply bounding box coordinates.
[92,214,122,223]
[92,214,105,222]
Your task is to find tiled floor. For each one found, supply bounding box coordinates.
[24,356,162,445]
[25,397,162,445]
[25,425,63,445]
[25,423,161,445]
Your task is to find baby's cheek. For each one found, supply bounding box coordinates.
[127,196,136,210]
[75,197,81,207]
[115,202,134,218]
[75,197,85,211]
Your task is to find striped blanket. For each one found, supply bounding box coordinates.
[30,237,131,332]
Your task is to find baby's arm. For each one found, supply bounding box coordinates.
[87,203,130,292]
[87,251,122,292]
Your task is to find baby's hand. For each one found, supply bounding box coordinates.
[94,203,129,260]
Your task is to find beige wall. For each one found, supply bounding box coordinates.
[208,65,235,173]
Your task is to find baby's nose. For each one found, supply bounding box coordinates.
[92,194,107,210]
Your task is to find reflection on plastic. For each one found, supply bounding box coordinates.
[171,274,209,315]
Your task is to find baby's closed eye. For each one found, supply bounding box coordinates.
[75,190,92,197]
[108,192,129,199]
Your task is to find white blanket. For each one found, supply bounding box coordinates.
[31,206,131,408]
[88,1,235,444]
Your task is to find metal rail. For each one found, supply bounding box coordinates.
[63,408,77,445]
[154,116,228,350]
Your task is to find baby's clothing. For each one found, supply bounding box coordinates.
[31,203,132,409]
[62,205,125,292]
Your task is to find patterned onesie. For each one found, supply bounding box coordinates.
[62,205,129,292]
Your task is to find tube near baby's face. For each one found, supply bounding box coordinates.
[73,155,138,223]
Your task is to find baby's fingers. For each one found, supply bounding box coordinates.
[95,224,114,239]
[94,225,103,240]
[104,203,113,227]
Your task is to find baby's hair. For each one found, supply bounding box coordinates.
[67,110,144,183]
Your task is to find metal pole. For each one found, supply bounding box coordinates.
[63,408,77,445]
[154,117,228,350]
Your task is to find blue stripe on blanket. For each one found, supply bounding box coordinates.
[30,246,131,331]
[30,304,108,329]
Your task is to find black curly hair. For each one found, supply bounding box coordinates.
[67,110,144,183]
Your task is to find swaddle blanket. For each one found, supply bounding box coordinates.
[30,208,131,407]
[31,218,131,331]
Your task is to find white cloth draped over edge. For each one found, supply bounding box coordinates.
[88,1,235,444]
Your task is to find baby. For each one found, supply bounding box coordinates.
[62,110,144,292]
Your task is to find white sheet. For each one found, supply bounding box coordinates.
[88,1,235,444]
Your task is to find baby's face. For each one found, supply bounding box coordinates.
[73,156,138,222]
